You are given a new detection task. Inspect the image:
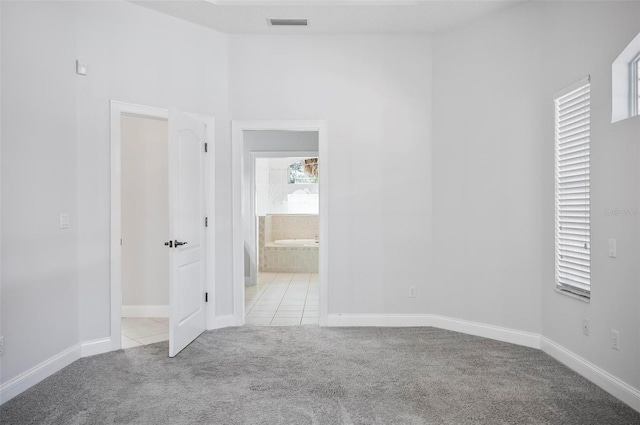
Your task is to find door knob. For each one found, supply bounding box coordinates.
[174,240,188,247]
[164,241,173,248]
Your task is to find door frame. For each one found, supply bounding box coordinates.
[231,120,329,326]
[110,100,215,351]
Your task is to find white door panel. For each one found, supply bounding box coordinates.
[169,109,207,357]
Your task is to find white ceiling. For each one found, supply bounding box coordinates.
[131,0,526,34]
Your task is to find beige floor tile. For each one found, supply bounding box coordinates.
[136,332,169,345]
[276,305,304,311]
[121,336,142,349]
[247,310,276,318]
[301,318,320,325]
[121,317,157,329]
[248,305,280,311]
[244,269,319,327]
[122,322,168,339]
[270,318,302,326]
[274,311,303,318]
[245,318,272,326]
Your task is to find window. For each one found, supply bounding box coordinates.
[611,31,640,122]
[555,77,591,298]
[288,158,318,184]
[633,54,640,116]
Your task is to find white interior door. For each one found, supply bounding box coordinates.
[168,109,207,357]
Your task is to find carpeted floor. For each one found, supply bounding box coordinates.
[1,326,639,424]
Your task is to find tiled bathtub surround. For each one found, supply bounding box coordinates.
[266,214,319,242]
[259,214,319,273]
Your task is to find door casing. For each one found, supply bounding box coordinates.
[110,100,215,352]
[231,120,329,326]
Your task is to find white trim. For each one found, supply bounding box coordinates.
[231,120,329,327]
[80,338,113,358]
[0,337,112,405]
[612,31,640,123]
[429,314,541,349]
[121,305,169,318]
[324,314,640,412]
[211,314,237,330]
[110,101,169,352]
[0,344,81,405]
[2,322,639,413]
[631,53,640,117]
[541,337,640,413]
[325,314,541,349]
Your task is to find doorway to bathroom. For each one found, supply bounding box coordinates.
[231,121,328,327]
[247,153,320,325]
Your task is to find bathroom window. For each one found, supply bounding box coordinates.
[288,158,318,184]
[555,77,591,299]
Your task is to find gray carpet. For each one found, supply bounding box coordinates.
[1,326,639,424]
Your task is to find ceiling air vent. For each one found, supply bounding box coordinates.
[268,18,308,27]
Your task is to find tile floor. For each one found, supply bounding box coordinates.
[121,317,169,348]
[245,272,319,326]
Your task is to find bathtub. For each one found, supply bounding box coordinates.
[261,239,319,273]
[269,239,319,248]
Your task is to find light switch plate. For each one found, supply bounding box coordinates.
[76,60,87,76]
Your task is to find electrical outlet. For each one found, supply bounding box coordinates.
[409,286,416,298]
[608,238,617,258]
[612,330,620,350]
[59,212,70,229]
[582,318,590,336]
[0,336,4,356]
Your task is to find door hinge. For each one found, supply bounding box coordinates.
[205,217,208,227]
[205,292,209,303]
[204,142,208,153]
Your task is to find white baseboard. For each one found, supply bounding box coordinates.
[4,316,639,414]
[121,305,168,318]
[211,314,237,330]
[326,313,432,327]
[429,314,541,349]
[541,337,640,412]
[0,337,113,406]
[324,313,639,413]
[325,314,540,349]
[80,338,112,358]
[0,344,80,405]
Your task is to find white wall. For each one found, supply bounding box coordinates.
[538,1,640,392]
[73,1,231,337]
[433,0,640,396]
[121,115,169,307]
[1,1,79,384]
[230,35,433,314]
[0,0,231,391]
[432,1,543,335]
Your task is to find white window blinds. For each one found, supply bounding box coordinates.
[555,77,591,298]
